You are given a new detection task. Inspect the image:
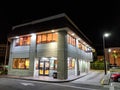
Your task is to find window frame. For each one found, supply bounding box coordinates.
[67,34,76,46]
[15,36,31,46]
[37,32,58,44]
[12,58,30,69]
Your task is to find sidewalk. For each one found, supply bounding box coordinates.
[0,72,89,83]
[100,71,111,85]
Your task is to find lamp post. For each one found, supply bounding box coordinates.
[103,33,110,75]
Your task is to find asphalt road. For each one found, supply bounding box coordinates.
[0,71,109,90]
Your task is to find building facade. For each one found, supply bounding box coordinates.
[105,47,120,67]
[8,13,94,79]
[0,44,9,65]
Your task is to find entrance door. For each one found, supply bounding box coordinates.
[39,61,49,76]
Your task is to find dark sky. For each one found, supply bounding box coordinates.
[1,1,120,55]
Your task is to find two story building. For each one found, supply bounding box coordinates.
[8,13,94,80]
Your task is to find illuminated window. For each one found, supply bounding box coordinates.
[82,44,85,51]
[50,60,57,70]
[47,33,52,42]
[68,58,75,69]
[67,35,70,43]
[37,32,58,44]
[67,34,76,46]
[15,36,31,46]
[53,33,58,42]
[78,41,82,49]
[78,40,87,51]
[41,34,47,43]
[37,35,41,43]
[12,58,30,69]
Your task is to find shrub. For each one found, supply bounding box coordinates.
[90,60,106,70]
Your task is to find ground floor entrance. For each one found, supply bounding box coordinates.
[33,57,90,79]
[39,58,50,76]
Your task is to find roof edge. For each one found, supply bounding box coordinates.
[64,14,92,44]
[12,13,67,30]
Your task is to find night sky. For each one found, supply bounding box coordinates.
[1,1,120,55]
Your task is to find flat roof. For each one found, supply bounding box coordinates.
[8,13,92,46]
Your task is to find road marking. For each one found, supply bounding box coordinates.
[18,79,98,90]
[21,83,34,86]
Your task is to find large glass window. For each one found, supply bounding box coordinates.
[50,59,57,70]
[37,32,58,44]
[15,36,31,46]
[12,58,30,69]
[68,58,75,69]
[67,34,76,46]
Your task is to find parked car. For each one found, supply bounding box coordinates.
[110,73,120,82]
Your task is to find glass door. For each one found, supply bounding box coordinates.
[39,61,44,75]
[39,58,50,76]
[44,61,49,75]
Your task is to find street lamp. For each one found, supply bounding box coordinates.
[103,33,111,75]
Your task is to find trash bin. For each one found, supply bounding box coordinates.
[78,71,80,75]
[53,72,57,79]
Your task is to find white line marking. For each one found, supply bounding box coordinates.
[21,83,34,86]
[19,80,98,90]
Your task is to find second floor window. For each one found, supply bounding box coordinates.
[78,40,87,51]
[78,41,82,49]
[37,32,58,44]
[67,34,76,46]
[16,36,31,46]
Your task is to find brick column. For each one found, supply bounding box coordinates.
[57,30,68,79]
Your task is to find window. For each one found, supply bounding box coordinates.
[15,36,31,46]
[37,35,41,44]
[47,33,52,42]
[68,58,75,69]
[78,41,82,49]
[78,40,87,51]
[67,34,76,46]
[41,34,47,43]
[50,59,57,70]
[37,32,58,44]
[53,33,58,42]
[12,58,30,69]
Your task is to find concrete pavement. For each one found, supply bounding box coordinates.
[0,72,89,83]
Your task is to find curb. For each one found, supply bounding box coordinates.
[100,72,111,85]
[0,73,90,83]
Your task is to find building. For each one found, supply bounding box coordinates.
[97,56,104,61]
[8,13,94,79]
[0,44,9,65]
[105,47,120,67]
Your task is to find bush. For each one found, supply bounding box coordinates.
[0,69,8,75]
[90,61,106,70]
